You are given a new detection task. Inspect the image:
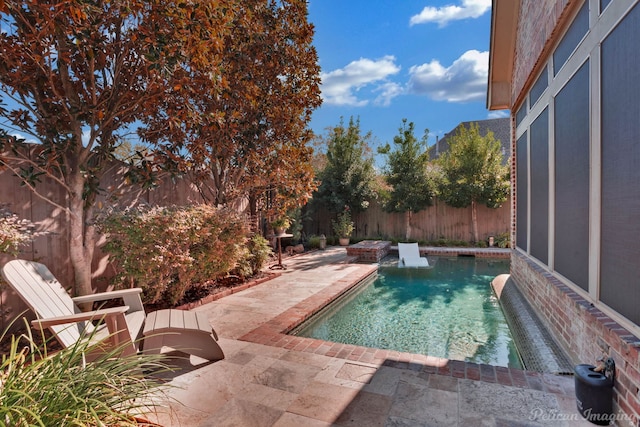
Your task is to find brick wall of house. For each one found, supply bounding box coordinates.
[511,251,640,425]
[506,0,640,424]
[512,0,572,107]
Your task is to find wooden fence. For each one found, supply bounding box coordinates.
[0,153,510,330]
[0,160,209,330]
[304,198,511,243]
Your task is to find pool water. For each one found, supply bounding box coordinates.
[293,257,523,369]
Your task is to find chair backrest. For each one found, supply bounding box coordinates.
[1,259,84,347]
[397,243,420,260]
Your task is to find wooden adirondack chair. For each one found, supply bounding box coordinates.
[1,259,224,361]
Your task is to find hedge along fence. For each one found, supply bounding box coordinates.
[305,197,511,244]
[0,157,242,330]
[98,205,269,306]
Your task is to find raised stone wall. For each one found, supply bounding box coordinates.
[345,240,391,263]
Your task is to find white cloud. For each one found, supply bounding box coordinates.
[320,56,401,106]
[374,82,404,106]
[488,110,510,119]
[407,50,488,103]
[410,0,491,27]
[10,132,37,144]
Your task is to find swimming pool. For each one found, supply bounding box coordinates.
[293,256,523,369]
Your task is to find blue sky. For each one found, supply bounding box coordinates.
[1,0,508,154]
[307,0,509,150]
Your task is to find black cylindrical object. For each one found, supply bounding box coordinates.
[574,364,614,425]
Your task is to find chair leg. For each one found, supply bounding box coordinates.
[105,312,136,357]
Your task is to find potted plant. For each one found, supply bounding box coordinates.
[332,208,354,246]
[271,217,290,235]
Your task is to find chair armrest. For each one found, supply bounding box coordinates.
[72,288,144,312]
[31,306,129,330]
[72,288,142,303]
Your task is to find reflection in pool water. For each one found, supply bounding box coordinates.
[293,256,522,368]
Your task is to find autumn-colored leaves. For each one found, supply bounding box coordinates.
[0,0,321,297]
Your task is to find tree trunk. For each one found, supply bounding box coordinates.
[68,173,96,309]
[471,199,479,243]
[405,210,412,241]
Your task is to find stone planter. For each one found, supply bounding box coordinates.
[339,237,350,246]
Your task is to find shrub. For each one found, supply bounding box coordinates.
[233,234,272,278]
[307,235,322,249]
[99,204,249,305]
[494,232,511,248]
[427,238,471,247]
[0,205,42,256]
[0,321,169,426]
[325,235,338,246]
[332,207,354,238]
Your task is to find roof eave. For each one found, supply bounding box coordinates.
[487,0,520,111]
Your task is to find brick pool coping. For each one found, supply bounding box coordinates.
[238,262,573,397]
[345,242,512,263]
[416,246,511,258]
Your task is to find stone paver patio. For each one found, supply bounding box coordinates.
[145,247,593,426]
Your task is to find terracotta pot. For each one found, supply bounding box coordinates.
[339,237,350,246]
[274,227,285,235]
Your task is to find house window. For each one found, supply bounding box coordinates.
[554,61,590,291]
[530,69,548,107]
[553,1,589,75]
[600,2,640,325]
[529,108,549,265]
[516,103,527,128]
[516,132,528,251]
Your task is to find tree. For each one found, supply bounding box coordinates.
[141,0,322,219]
[0,0,234,299]
[314,117,377,216]
[437,122,510,243]
[378,119,435,240]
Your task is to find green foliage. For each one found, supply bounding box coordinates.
[0,320,169,426]
[378,119,435,213]
[332,208,354,238]
[270,217,291,230]
[313,117,377,215]
[325,235,338,246]
[285,207,305,242]
[427,238,472,247]
[307,235,322,249]
[99,205,249,305]
[494,232,511,248]
[233,234,273,279]
[437,122,510,209]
